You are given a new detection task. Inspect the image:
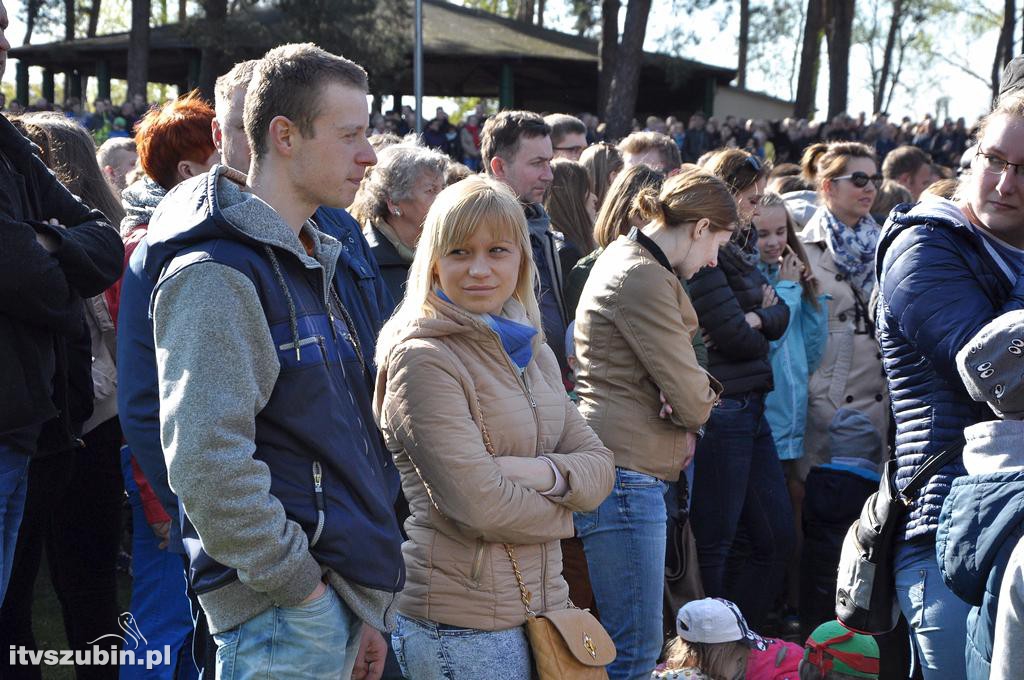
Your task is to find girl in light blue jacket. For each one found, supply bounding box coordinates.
[755,193,829,463]
[754,192,828,615]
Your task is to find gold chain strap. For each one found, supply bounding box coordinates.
[474,395,538,619]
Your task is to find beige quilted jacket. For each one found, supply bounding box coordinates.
[374,293,614,631]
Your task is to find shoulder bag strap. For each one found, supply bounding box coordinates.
[898,435,966,504]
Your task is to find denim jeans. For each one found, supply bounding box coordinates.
[0,442,30,606]
[120,447,197,680]
[213,586,361,679]
[689,393,795,629]
[895,539,971,680]
[575,467,668,680]
[392,614,532,679]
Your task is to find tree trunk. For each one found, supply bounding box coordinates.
[537,0,545,26]
[516,0,535,23]
[737,0,749,89]
[794,0,824,118]
[23,0,40,45]
[873,0,904,114]
[197,0,228,99]
[127,0,152,99]
[603,0,651,141]
[64,0,74,40]
[87,0,103,37]
[824,0,855,119]
[994,0,1016,100]
[598,0,619,115]
[179,0,187,23]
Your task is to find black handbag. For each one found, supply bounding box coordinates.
[835,437,964,634]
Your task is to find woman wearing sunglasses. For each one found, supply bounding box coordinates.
[797,142,890,480]
[687,149,795,631]
[874,93,1024,679]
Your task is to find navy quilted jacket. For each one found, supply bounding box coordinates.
[875,199,1024,541]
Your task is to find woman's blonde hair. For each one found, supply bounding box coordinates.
[593,164,664,249]
[545,158,597,252]
[632,168,739,233]
[662,637,749,680]
[374,175,543,367]
[580,141,624,207]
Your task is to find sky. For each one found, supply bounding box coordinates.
[0,0,1001,124]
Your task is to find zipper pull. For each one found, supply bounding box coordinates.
[312,461,325,511]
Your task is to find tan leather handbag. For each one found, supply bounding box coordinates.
[504,543,615,679]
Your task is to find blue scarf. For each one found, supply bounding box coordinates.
[436,290,537,371]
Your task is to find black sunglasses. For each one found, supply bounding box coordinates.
[834,172,883,189]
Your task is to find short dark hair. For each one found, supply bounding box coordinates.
[544,113,586,147]
[481,110,551,170]
[617,131,681,172]
[244,43,368,164]
[882,145,931,180]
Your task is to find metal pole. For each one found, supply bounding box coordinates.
[414,0,423,134]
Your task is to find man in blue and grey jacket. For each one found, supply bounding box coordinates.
[146,44,403,679]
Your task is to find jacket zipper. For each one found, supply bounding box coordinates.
[469,539,486,586]
[311,461,325,547]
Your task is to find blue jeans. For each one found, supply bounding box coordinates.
[0,441,31,606]
[391,614,531,679]
[213,586,362,679]
[689,393,795,629]
[895,539,971,680]
[120,447,197,680]
[575,467,667,680]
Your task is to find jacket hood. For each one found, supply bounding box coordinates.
[963,420,1024,475]
[119,176,167,237]
[874,197,972,280]
[143,165,339,282]
[938,468,1024,605]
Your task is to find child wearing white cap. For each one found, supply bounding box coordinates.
[654,598,803,680]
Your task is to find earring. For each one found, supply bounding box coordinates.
[392,207,402,216]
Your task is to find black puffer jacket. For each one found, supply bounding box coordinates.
[688,242,790,396]
[0,114,123,450]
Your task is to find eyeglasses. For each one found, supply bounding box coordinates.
[833,172,883,189]
[975,151,1024,178]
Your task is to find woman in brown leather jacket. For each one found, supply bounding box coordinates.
[572,169,733,680]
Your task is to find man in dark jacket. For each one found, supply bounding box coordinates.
[148,44,402,678]
[0,0,123,604]
[482,110,577,375]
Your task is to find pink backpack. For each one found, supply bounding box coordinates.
[744,639,804,680]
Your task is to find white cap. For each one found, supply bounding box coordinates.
[675,598,769,651]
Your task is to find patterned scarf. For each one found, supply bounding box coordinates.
[822,208,881,294]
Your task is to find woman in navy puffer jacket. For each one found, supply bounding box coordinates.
[875,92,1024,679]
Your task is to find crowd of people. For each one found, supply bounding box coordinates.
[3,0,1024,675]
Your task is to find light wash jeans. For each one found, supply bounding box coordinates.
[895,539,972,680]
[212,586,361,679]
[575,467,668,680]
[391,614,531,680]
[0,441,31,606]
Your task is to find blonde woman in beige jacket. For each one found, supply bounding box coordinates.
[373,175,614,680]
